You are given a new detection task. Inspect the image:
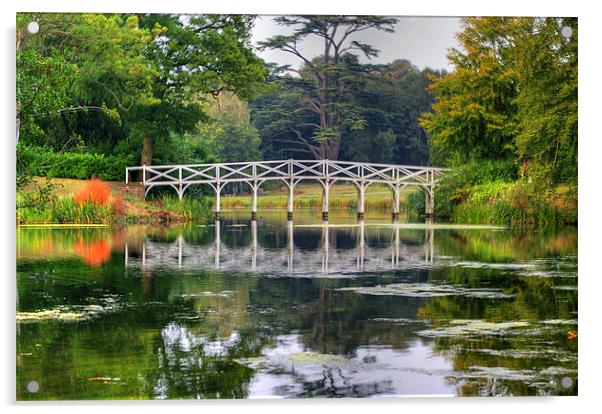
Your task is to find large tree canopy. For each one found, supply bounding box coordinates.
[16,13,270,167]
[421,17,577,185]
[252,58,440,165]
[258,15,398,160]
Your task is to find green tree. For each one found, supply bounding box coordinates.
[16,13,156,149]
[341,60,441,165]
[253,59,439,165]
[513,18,577,184]
[16,13,270,173]
[196,117,262,165]
[420,17,520,166]
[259,16,398,160]
[421,17,577,186]
[132,14,269,168]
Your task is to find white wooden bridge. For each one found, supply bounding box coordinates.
[126,159,447,220]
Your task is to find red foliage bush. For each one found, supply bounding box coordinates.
[73,178,111,206]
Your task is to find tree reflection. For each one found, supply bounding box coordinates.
[17,220,577,399]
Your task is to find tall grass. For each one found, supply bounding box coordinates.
[17,196,113,225]
[18,178,123,225]
[450,181,576,227]
[150,195,213,221]
[219,184,396,211]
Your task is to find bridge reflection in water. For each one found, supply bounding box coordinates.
[125,221,436,276]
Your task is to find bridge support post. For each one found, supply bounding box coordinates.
[321,182,329,221]
[287,219,294,272]
[287,183,294,220]
[392,185,400,221]
[357,183,365,220]
[215,219,220,269]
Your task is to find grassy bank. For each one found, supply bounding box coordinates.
[220,182,412,211]
[407,161,577,227]
[16,177,213,225]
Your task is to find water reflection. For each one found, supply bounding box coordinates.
[16,215,578,399]
[127,220,436,276]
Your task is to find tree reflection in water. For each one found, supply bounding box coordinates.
[16,215,577,399]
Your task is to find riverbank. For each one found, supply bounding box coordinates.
[16,178,418,226]
[16,177,213,225]
[407,161,578,227]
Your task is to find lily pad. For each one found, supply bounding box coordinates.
[17,309,87,322]
[181,291,235,298]
[17,297,122,323]
[338,283,515,299]
[416,320,530,338]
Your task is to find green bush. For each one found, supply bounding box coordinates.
[432,159,518,218]
[17,144,133,181]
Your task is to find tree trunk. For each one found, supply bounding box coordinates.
[140,136,153,182]
[320,139,340,160]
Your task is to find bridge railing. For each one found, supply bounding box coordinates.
[126,159,447,185]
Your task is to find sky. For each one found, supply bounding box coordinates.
[251,16,463,72]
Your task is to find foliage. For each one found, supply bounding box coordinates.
[253,60,440,165]
[198,117,262,163]
[512,18,578,185]
[421,17,577,188]
[433,160,518,218]
[151,195,214,222]
[258,16,398,160]
[407,158,577,226]
[17,13,157,151]
[129,14,270,166]
[341,61,442,165]
[405,159,578,227]
[73,179,111,206]
[16,13,269,168]
[420,18,519,166]
[110,196,127,217]
[453,181,577,227]
[17,196,113,225]
[16,177,59,211]
[17,144,132,181]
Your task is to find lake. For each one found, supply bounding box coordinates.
[16,210,578,399]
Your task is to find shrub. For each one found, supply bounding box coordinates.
[73,179,111,206]
[17,144,132,181]
[432,160,518,218]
